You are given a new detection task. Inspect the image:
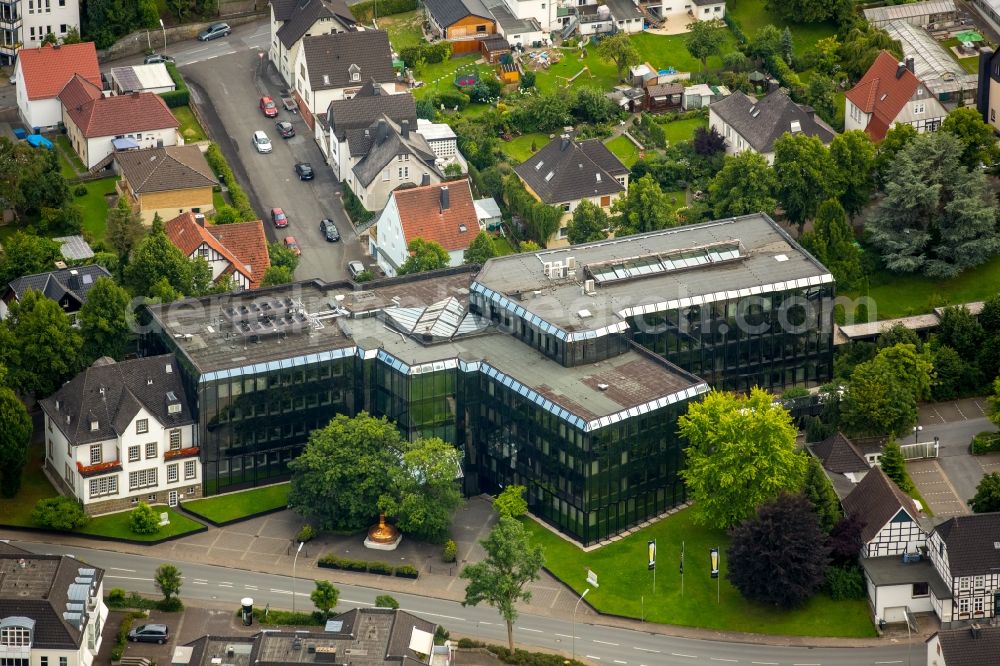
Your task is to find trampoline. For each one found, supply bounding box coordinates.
[454,71,480,89]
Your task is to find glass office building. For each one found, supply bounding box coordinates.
[143,214,833,545]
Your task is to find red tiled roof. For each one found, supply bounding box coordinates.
[58,78,179,138]
[844,51,923,141]
[165,213,270,289]
[392,179,478,252]
[19,42,101,101]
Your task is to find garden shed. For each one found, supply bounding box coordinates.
[480,34,511,63]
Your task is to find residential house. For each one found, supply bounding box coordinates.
[843,466,927,559]
[293,30,396,130]
[109,63,176,95]
[976,47,1000,133]
[14,41,99,130]
[40,354,200,515]
[165,213,270,290]
[0,0,81,66]
[845,50,948,141]
[690,0,726,20]
[346,115,444,212]
[682,82,730,110]
[320,85,417,179]
[809,431,874,500]
[0,542,108,666]
[424,0,496,42]
[0,264,111,321]
[708,89,836,163]
[864,0,958,29]
[374,179,479,276]
[927,513,1000,624]
[59,75,180,169]
[861,554,950,624]
[115,146,218,224]
[269,0,356,89]
[927,625,1000,666]
[654,0,725,24]
[513,135,629,247]
[481,0,545,47]
[575,0,645,36]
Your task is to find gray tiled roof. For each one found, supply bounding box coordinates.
[932,513,1000,578]
[327,90,416,142]
[275,0,356,49]
[5,264,110,307]
[482,0,542,35]
[352,115,441,187]
[513,136,627,204]
[934,626,1000,666]
[425,0,493,28]
[605,0,643,20]
[302,31,396,91]
[813,432,870,474]
[39,354,195,447]
[843,467,922,544]
[710,90,835,154]
[270,0,298,21]
[115,146,217,194]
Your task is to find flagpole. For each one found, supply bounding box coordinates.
[680,541,684,597]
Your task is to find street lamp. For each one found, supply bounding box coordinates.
[571,588,589,663]
[913,425,923,445]
[292,541,304,614]
[159,18,166,53]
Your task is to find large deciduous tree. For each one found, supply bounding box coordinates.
[969,473,1000,513]
[79,277,133,363]
[311,580,340,617]
[685,19,727,71]
[772,133,837,230]
[941,107,1000,170]
[379,437,463,543]
[461,515,544,651]
[799,199,863,290]
[0,231,62,286]
[106,197,145,260]
[566,200,609,245]
[6,290,83,397]
[0,388,31,497]
[936,305,985,361]
[803,455,841,532]
[841,356,917,436]
[727,493,830,609]
[464,231,498,265]
[838,24,904,81]
[612,175,676,235]
[708,152,777,218]
[829,130,876,218]
[596,32,640,82]
[124,217,197,299]
[678,388,806,529]
[398,238,450,275]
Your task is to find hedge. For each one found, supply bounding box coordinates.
[204,144,256,221]
[342,182,374,225]
[399,41,452,68]
[318,554,419,578]
[352,0,418,22]
[454,639,587,666]
[971,431,1000,454]
[160,63,190,108]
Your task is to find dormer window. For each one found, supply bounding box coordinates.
[89,419,99,432]
[349,63,361,82]
[0,618,34,647]
[168,403,182,415]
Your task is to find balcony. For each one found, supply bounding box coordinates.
[77,460,123,478]
[0,15,20,30]
[0,41,20,56]
[164,446,200,461]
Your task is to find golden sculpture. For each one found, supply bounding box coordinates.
[367,512,400,544]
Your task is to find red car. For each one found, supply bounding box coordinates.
[259,96,278,118]
[271,207,288,228]
[283,235,301,256]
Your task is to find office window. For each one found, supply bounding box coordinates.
[145,441,157,459]
[89,476,118,498]
[41,658,48,666]
[167,464,178,483]
[129,468,157,490]
[136,418,149,434]
[60,658,67,666]
[184,460,197,480]
[89,444,101,465]
[128,445,140,462]
[169,430,182,450]
[0,626,30,646]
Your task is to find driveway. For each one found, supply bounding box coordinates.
[182,52,365,283]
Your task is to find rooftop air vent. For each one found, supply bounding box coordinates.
[578,309,592,318]
[774,254,789,262]
[597,383,609,391]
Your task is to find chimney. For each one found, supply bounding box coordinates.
[905,57,915,73]
[440,185,449,211]
[376,119,387,145]
[194,213,206,227]
[401,119,409,138]
[132,91,140,99]
[896,61,906,79]
[802,105,815,120]
[420,173,430,186]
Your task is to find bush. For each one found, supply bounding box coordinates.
[394,565,419,578]
[116,616,133,646]
[399,41,452,68]
[342,182,373,224]
[971,431,1000,454]
[242,607,324,626]
[73,184,88,197]
[452,639,586,665]
[128,501,161,535]
[204,144,255,221]
[367,561,393,575]
[297,524,316,543]
[157,596,184,612]
[351,0,417,22]
[107,588,127,607]
[160,63,190,108]
[344,559,368,572]
[825,565,866,600]
[442,539,457,563]
[111,644,124,661]
[375,594,400,609]
[31,497,89,531]
[436,89,470,111]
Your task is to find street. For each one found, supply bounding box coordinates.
[11,540,913,666]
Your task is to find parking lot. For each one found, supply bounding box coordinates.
[182,50,366,283]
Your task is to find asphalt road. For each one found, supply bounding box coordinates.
[11,540,913,666]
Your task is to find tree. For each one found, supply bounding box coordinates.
[262,266,294,287]
[876,323,922,351]
[839,24,904,81]
[124,217,197,297]
[61,26,82,44]
[798,199,863,289]
[464,231,498,265]
[931,345,974,401]
[79,278,132,363]
[693,126,725,156]
[40,32,57,46]
[0,231,62,286]
[969,473,1000,513]
[828,513,865,567]
[566,200,609,245]
[379,437,463,543]
[685,19,727,71]
[936,305,985,361]
[268,241,300,274]
[310,580,339,617]
[780,27,794,65]
[941,106,1000,170]
[841,357,918,436]
[398,238,450,275]
[31,497,89,530]
[6,290,83,397]
[374,594,400,609]
[612,175,676,235]
[772,133,837,230]
[727,493,829,609]
[288,413,402,531]
[878,441,914,493]
[805,74,838,124]
[155,563,182,601]
[708,152,777,218]
[0,388,31,498]
[829,130,876,218]
[868,131,1000,279]
[988,377,1000,429]
[129,501,161,534]
[747,25,781,62]
[875,123,918,188]
[979,294,1000,335]
[572,87,621,125]
[461,515,544,651]
[511,92,572,133]
[678,388,806,529]
[596,32,640,82]
[493,485,527,519]
[803,455,841,532]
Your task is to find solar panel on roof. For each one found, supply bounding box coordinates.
[325,620,344,633]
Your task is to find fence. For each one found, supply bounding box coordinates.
[901,440,939,460]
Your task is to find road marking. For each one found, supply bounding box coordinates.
[792,663,821,665]
[711,659,737,663]
[270,588,290,594]
[105,575,152,582]
[518,627,543,633]
[193,581,208,585]
[751,662,778,665]
[340,599,373,606]
[480,621,493,625]
[585,656,601,661]
[613,660,627,664]
[400,609,465,622]
[109,567,136,572]
[875,662,902,664]
[219,583,233,587]
[244,585,258,590]
[634,647,660,653]
[554,633,574,638]
[593,640,619,646]
[671,654,698,659]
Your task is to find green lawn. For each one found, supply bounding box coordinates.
[631,31,734,73]
[727,0,837,59]
[173,105,208,143]
[213,190,229,211]
[0,446,58,527]
[845,255,1000,319]
[380,9,425,50]
[523,508,875,637]
[73,177,117,243]
[535,46,620,93]
[664,189,687,213]
[940,38,981,75]
[605,135,640,167]
[78,506,204,541]
[499,132,550,162]
[413,55,481,99]
[661,116,707,144]
[494,235,517,255]
[55,135,85,177]
[183,482,290,523]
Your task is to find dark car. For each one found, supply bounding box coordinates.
[294,162,314,180]
[197,22,230,41]
[128,624,169,644]
[276,121,295,138]
[143,53,174,64]
[271,207,288,228]
[320,218,339,242]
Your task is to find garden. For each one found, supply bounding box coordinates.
[182,482,290,524]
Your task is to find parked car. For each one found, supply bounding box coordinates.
[197,22,231,41]
[259,96,278,118]
[128,624,169,644]
[252,130,272,154]
[276,121,295,138]
[294,162,314,180]
[284,235,301,256]
[271,207,288,228]
[320,218,339,242]
[143,53,174,64]
[348,260,365,279]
